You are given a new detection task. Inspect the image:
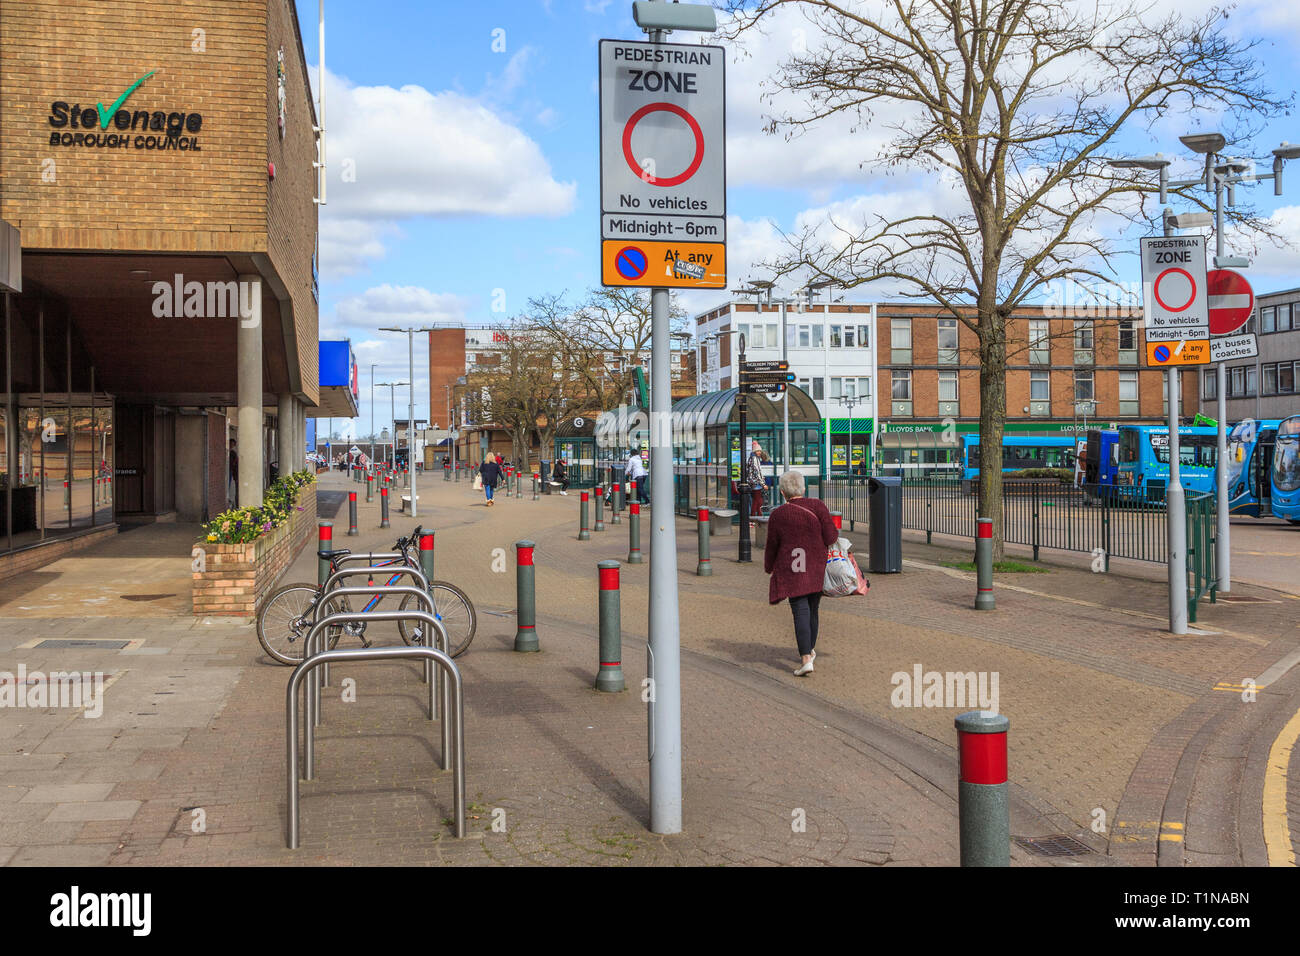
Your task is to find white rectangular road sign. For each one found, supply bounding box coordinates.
[1141,235,1208,333]
[1144,324,1205,342]
[599,39,725,243]
[1209,332,1258,363]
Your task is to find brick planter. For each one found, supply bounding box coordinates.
[192,483,317,617]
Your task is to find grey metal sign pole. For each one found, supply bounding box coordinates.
[1216,362,1230,592]
[1167,368,1188,633]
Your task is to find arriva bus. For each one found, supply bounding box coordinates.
[960,435,1078,480]
[1225,419,1284,516]
[1270,416,1300,524]
[1116,424,1218,499]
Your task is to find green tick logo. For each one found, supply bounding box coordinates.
[97,71,156,130]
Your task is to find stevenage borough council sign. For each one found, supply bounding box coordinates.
[46,70,206,152]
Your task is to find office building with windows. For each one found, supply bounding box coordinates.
[695,298,1185,476]
[1199,288,1300,422]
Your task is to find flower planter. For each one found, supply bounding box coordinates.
[192,483,317,617]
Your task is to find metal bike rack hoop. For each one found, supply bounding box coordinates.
[285,636,463,849]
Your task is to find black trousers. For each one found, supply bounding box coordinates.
[789,592,823,658]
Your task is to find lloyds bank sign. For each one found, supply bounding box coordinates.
[47,70,206,153]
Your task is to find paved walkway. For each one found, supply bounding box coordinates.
[0,470,1295,866]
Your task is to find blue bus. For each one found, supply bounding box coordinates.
[1084,429,1120,486]
[1225,419,1284,516]
[960,435,1078,480]
[1271,416,1300,523]
[1116,425,1219,499]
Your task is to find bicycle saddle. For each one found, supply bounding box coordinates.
[317,548,352,560]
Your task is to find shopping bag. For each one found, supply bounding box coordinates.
[823,536,859,597]
[473,473,483,491]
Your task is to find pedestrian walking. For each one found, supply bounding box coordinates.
[626,447,648,503]
[551,458,569,495]
[228,438,239,508]
[763,470,837,676]
[479,452,502,506]
[747,439,770,516]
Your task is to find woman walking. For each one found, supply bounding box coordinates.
[763,470,838,676]
[479,452,502,506]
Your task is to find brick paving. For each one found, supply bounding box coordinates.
[0,470,1294,866]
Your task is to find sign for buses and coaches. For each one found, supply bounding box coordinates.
[599,39,725,289]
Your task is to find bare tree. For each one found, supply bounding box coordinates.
[723,0,1287,556]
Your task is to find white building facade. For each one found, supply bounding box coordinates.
[695,300,879,473]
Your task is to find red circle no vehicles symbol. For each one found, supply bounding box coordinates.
[622,102,705,188]
[1153,267,1196,313]
[1206,268,1254,335]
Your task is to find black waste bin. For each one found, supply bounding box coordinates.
[540,460,552,495]
[867,476,902,573]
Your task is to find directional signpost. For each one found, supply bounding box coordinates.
[1141,234,1208,636]
[599,38,726,289]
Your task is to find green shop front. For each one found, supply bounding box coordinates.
[671,386,822,517]
[824,416,876,477]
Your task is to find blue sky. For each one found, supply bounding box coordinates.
[298,0,1300,436]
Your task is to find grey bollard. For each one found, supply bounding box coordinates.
[975,517,995,610]
[612,480,623,525]
[366,473,374,503]
[696,507,712,576]
[594,485,605,531]
[595,561,625,692]
[532,473,539,501]
[514,541,539,652]
[627,502,643,564]
[380,485,391,529]
[955,711,1010,866]
[347,491,359,536]
[579,491,591,541]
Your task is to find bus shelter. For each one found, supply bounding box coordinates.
[554,407,647,489]
[553,414,600,488]
[670,385,822,518]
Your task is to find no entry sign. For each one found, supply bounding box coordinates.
[599,39,725,289]
[1141,235,1208,338]
[1206,269,1254,335]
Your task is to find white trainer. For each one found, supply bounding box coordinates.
[793,659,814,676]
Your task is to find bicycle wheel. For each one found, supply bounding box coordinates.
[397,581,477,658]
[256,585,348,665]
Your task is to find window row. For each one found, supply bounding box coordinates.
[888,317,1139,365]
[732,321,872,350]
[1259,303,1299,334]
[792,376,872,401]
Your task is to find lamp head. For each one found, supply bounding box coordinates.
[1179,132,1227,155]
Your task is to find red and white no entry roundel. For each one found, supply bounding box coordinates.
[1206,269,1254,335]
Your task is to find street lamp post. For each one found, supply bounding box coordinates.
[380,326,436,518]
[376,381,407,469]
[1109,136,1299,622]
[709,327,751,560]
[370,363,377,467]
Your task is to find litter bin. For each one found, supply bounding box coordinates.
[867,476,902,573]
[540,460,552,495]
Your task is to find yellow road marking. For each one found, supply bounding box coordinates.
[1159,833,1184,842]
[1263,704,1300,867]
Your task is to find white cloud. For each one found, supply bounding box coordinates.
[314,67,576,279]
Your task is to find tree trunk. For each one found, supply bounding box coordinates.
[976,306,1008,562]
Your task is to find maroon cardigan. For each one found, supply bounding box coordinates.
[763,497,838,604]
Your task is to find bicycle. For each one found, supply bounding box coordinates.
[256,525,476,665]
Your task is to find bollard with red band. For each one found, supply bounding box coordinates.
[595,560,625,692]
[380,485,391,529]
[594,485,606,532]
[317,520,333,586]
[696,507,712,576]
[611,478,623,524]
[627,501,643,564]
[578,491,591,541]
[975,517,995,610]
[830,511,843,531]
[514,540,539,652]
[955,710,1010,866]
[532,472,539,501]
[418,530,434,584]
[347,491,359,536]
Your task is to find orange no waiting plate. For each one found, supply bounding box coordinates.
[1146,340,1211,366]
[602,240,726,289]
